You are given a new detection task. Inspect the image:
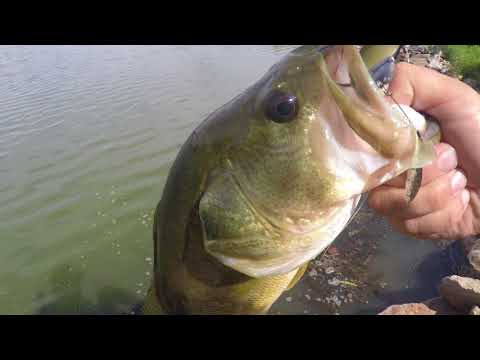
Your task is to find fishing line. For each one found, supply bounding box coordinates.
[385,90,421,138]
[386,45,422,136]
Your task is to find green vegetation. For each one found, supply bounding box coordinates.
[437,45,480,80]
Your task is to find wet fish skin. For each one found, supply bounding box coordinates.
[144,46,437,315]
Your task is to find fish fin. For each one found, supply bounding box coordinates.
[142,281,165,315]
[336,193,365,237]
[285,262,309,291]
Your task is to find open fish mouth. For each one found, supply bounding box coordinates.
[316,45,417,161]
[311,45,437,201]
[318,45,400,88]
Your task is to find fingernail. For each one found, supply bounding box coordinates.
[451,171,467,192]
[437,145,457,172]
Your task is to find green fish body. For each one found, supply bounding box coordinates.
[143,45,437,315]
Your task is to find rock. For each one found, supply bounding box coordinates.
[308,268,318,277]
[423,297,460,315]
[428,51,442,65]
[379,303,436,315]
[325,267,335,274]
[459,237,480,274]
[449,237,480,279]
[470,306,480,315]
[467,240,480,272]
[469,250,480,272]
[379,297,460,315]
[439,275,480,312]
[398,45,451,76]
[328,278,340,286]
[410,54,429,67]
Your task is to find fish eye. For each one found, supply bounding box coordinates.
[264,90,299,123]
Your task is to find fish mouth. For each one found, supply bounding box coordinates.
[316,45,416,161]
[322,45,389,112]
[318,46,392,149]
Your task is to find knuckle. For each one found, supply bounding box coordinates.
[369,188,407,217]
[447,205,471,238]
[449,198,466,223]
[423,192,445,211]
[368,192,387,214]
[403,218,420,235]
[421,180,451,211]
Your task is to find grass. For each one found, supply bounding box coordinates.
[436,45,480,80]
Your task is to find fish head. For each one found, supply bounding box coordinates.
[200,45,436,277]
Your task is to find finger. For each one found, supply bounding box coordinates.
[387,189,470,240]
[384,142,458,188]
[386,62,480,188]
[387,62,479,119]
[369,170,467,219]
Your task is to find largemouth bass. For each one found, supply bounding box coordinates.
[143,45,438,315]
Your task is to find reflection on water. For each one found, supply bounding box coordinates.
[0,45,456,314]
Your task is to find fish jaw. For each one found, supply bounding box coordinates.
[308,46,438,195]
[204,193,362,278]
[318,46,417,160]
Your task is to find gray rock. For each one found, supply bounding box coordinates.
[410,55,429,67]
[427,52,449,72]
[439,275,480,312]
[459,237,480,275]
[470,306,480,315]
[468,241,480,271]
[325,267,335,274]
[423,297,460,315]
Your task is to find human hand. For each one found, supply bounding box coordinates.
[368,62,480,240]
